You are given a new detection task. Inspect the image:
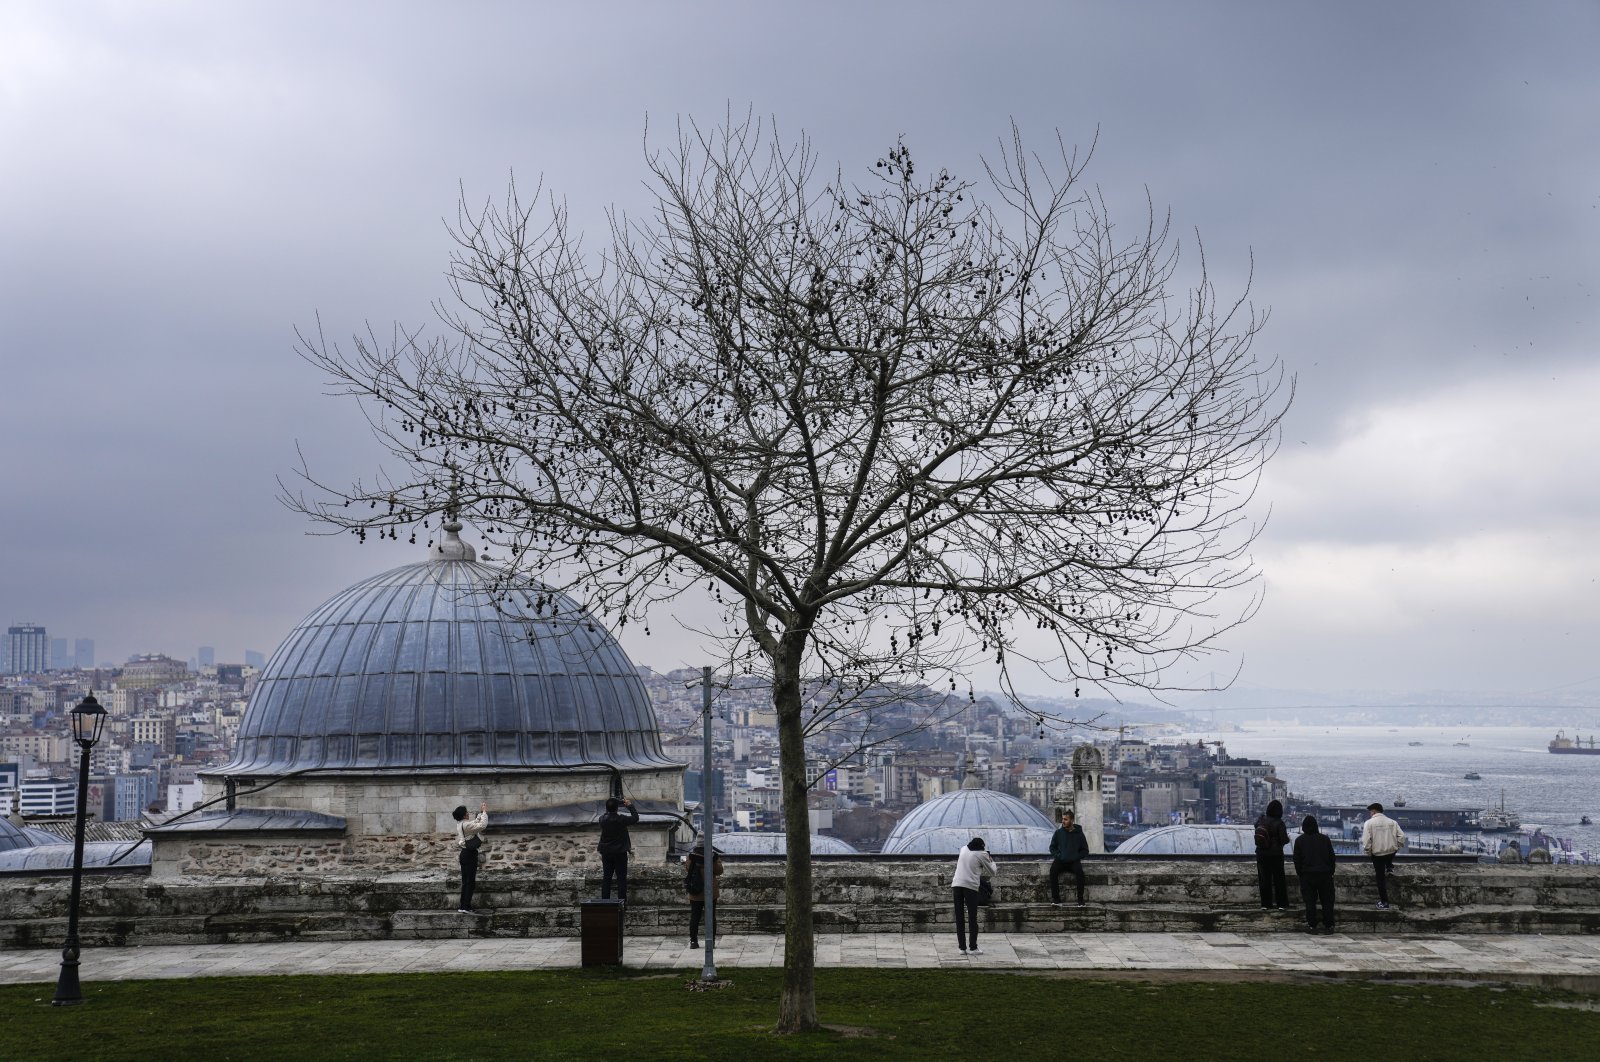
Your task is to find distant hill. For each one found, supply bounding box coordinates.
[1167,687,1600,727]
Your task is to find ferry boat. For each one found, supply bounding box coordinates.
[1549,731,1600,755]
[1407,741,1424,746]
[1475,791,1521,832]
[1463,771,1481,780]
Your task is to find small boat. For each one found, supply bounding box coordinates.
[1393,795,1407,808]
[1407,741,1424,747]
[1454,741,1470,747]
[1463,771,1481,780]
[1582,815,1593,826]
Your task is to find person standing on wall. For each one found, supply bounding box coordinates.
[951,836,997,956]
[1293,814,1338,934]
[452,801,488,914]
[1253,798,1291,911]
[1361,801,1406,910]
[685,840,723,949]
[597,796,639,903]
[1048,809,1090,906]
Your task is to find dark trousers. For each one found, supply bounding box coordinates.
[1300,871,1335,929]
[1050,859,1086,904]
[1370,853,1395,905]
[1256,852,1288,908]
[457,849,478,910]
[952,886,980,949]
[689,900,708,943]
[601,851,629,901]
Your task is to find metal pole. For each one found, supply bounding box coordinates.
[701,665,717,981]
[52,739,92,1006]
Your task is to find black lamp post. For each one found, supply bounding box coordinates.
[52,691,106,1007]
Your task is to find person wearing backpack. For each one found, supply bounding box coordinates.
[1253,799,1290,911]
[685,841,724,949]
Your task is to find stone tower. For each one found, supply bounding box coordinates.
[1071,743,1106,854]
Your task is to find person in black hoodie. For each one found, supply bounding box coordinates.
[597,797,639,902]
[1253,798,1291,911]
[1293,814,1338,934]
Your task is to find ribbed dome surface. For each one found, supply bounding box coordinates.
[883,788,1055,849]
[884,825,1055,855]
[218,538,673,775]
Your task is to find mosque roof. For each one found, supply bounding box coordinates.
[0,839,150,873]
[883,786,1054,849]
[0,816,59,852]
[706,832,860,855]
[883,825,1056,855]
[1114,823,1291,855]
[213,523,675,776]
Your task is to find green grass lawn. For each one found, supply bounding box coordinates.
[3,968,1597,1061]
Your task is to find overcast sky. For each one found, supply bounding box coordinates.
[2,1,1596,698]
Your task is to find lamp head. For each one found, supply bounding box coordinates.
[70,692,107,748]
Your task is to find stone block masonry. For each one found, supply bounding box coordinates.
[4,858,1598,949]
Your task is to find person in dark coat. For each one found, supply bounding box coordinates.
[597,796,639,902]
[1048,809,1091,905]
[1254,799,1291,910]
[685,842,724,949]
[1293,814,1338,933]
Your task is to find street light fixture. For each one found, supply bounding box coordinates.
[52,691,106,1007]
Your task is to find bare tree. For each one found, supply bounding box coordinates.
[288,116,1289,1032]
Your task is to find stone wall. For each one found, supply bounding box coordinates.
[5,857,1599,949]
[152,825,676,879]
[203,766,684,839]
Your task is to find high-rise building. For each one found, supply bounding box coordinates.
[18,772,76,816]
[50,638,70,670]
[244,649,266,669]
[74,638,95,669]
[197,646,215,668]
[4,625,49,674]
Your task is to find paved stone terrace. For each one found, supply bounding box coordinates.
[5,932,1600,990]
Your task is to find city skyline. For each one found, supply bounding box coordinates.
[3,2,1597,697]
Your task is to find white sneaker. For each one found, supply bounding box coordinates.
[969,947,983,955]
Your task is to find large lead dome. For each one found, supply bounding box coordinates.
[218,524,674,775]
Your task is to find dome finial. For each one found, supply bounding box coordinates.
[433,513,477,562]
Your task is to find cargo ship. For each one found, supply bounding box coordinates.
[1549,731,1600,755]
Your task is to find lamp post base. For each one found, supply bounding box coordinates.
[52,944,83,1006]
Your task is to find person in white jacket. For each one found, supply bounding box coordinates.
[1360,802,1406,909]
[950,837,997,955]
[452,802,489,914]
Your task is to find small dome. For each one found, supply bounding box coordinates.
[707,832,859,855]
[218,527,674,775]
[884,825,1056,855]
[1116,824,1290,855]
[883,787,1054,851]
[0,816,58,853]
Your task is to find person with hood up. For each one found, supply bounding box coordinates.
[597,796,639,902]
[1253,798,1291,910]
[1293,814,1338,933]
[685,841,724,949]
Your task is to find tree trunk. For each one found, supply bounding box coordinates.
[772,637,819,1033]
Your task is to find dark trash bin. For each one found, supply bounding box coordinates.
[580,899,625,967]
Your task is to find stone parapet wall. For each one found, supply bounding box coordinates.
[5,858,1598,949]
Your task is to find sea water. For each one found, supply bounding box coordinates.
[1182,724,1600,856]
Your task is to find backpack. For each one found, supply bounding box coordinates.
[1253,817,1270,850]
